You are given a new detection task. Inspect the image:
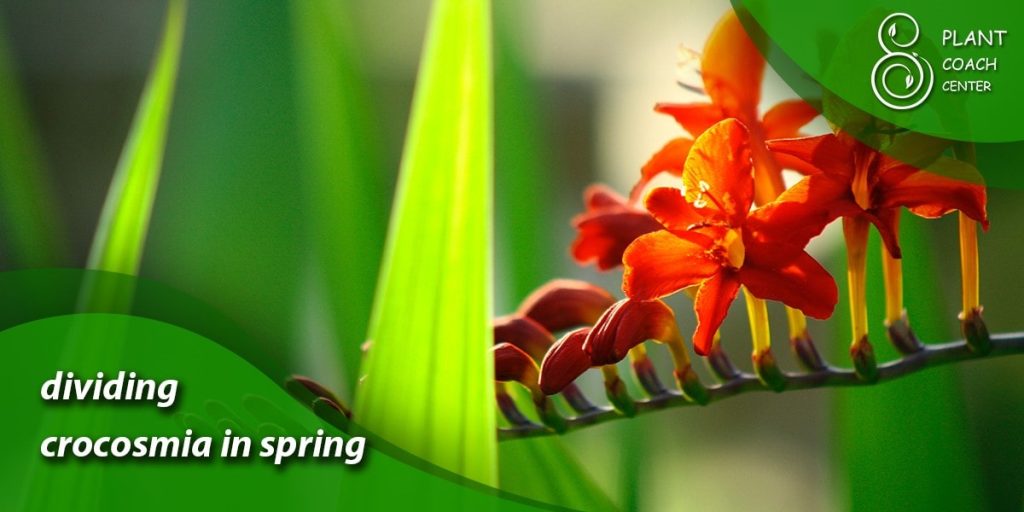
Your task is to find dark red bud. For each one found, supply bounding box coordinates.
[584,298,681,365]
[493,343,539,385]
[493,315,555,362]
[517,279,617,333]
[539,328,593,395]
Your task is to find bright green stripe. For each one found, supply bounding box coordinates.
[354,0,496,485]
[0,18,67,267]
[290,0,386,394]
[86,0,186,276]
[832,212,984,511]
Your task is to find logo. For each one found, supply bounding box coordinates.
[871,13,934,110]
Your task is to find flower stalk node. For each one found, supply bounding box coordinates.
[495,384,533,428]
[560,383,599,414]
[603,368,637,417]
[885,313,925,355]
[631,351,668,396]
[851,337,879,382]
[752,349,786,392]
[790,330,827,371]
[960,307,992,354]
[532,389,568,433]
[673,366,710,405]
[706,341,742,381]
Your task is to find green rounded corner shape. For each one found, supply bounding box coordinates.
[0,270,564,512]
[731,0,1024,189]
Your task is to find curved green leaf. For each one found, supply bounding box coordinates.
[86,0,186,276]
[354,0,496,485]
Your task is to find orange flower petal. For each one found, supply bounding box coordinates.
[654,103,725,138]
[584,183,629,210]
[572,209,662,270]
[633,137,695,200]
[539,328,592,395]
[762,99,820,140]
[644,187,704,232]
[740,246,838,319]
[692,271,741,355]
[623,230,718,300]
[767,134,854,177]
[865,209,903,259]
[683,119,753,225]
[517,279,617,334]
[746,174,858,247]
[701,11,765,118]
[878,169,989,228]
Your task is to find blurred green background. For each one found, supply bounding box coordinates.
[1,1,1023,510]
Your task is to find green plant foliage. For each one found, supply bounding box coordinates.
[353,0,497,485]
[491,4,617,508]
[86,0,186,276]
[832,213,985,511]
[144,0,304,368]
[290,0,387,396]
[0,17,66,267]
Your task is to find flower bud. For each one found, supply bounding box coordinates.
[885,313,924,355]
[517,279,617,333]
[493,342,540,385]
[285,375,351,418]
[584,298,681,365]
[493,315,555,362]
[539,328,592,395]
[494,343,568,433]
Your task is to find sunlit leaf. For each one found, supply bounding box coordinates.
[86,0,186,276]
[353,0,496,485]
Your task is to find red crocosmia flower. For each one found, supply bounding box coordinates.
[767,132,989,258]
[623,119,837,355]
[571,184,662,270]
[636,11,819,203]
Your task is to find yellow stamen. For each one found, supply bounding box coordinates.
[843,216,870,345]
[881,240,904,325]
[722,228,746,268]
[743,287,771,355]
[959,212,979,312]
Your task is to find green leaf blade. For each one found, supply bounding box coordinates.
[0,18,67,267]
[87,0,187,276]
[290,0,387,396]
[354,0,496,485]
